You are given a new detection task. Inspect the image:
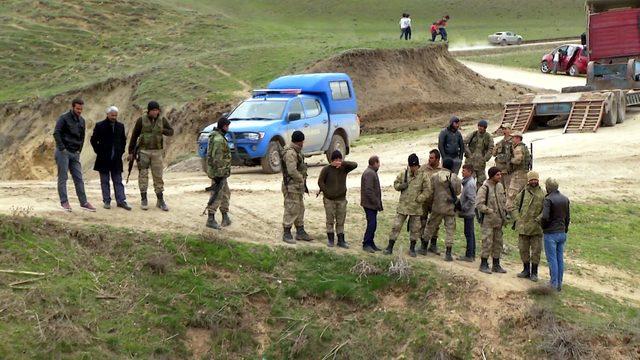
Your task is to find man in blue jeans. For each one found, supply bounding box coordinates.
[360,156,383,253]
[541,178,571,292]
[457,164,476,262]
[53,98,96,212]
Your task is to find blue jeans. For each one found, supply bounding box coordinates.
[544,232,567,289]
[99,171,126,204]
[463,216,476,257]
[55,149,87,205]
[363,208,378,247]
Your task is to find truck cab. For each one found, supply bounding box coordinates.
[198,73,360,173]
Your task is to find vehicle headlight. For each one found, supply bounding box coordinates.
[241,132,264,141]
[198,132,209,143]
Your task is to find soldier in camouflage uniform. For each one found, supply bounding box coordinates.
[384,154,433,257]
[418,149,443,255]
[281,131,312,244]
[506,131,531,212]
[492,125,513,191]
[422,158,462,261]
[514,171,545,282]
[205,117,232,229]
[464,120,494,188]
[128,101,174,211]
[476,166,508,274]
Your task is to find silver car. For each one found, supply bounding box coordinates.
[488,31,523,46]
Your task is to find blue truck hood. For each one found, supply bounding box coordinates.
[201,119,281,133]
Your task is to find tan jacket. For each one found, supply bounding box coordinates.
[393,168,433,216]
[476,179,507,228]
[419,163,441,210]
[430,169,462,216]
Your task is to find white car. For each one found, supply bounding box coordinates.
[488,31,523,46]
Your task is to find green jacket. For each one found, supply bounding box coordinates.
[206,129,231,179]
[128,115,174,153]
[515,184,545,235]
[492,135,513,171]
[464,130,494,165]
[476,180,507,228]
[393,169,432,216]
[281,143,307,194]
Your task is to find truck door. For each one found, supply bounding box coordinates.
[286,99,306,146]
[300,98,327,152]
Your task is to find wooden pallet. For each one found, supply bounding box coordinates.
[563,100,605,133]
[626,91,640,106]
[496,103,535,133]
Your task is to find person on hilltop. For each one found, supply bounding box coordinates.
[437,15,450,41]
[399,13,412,40]
[53,98,96,212]
[90,105,130,211]
[430,22,438,42]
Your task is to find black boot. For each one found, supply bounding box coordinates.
[384,240,396,255]
[221,212,232,227]
[409,241,417,257]
[337,233,349,249]
[295,226,312,241]
[417,238,429,255]
[428,237,441,255]
[479,258,491,274]
[371,243,382,252]
[517,263,531,278]
[530,263,539,282]
[156,192,169,211]
[282,227,295,244]
[327,233,335,247]
[206,212,220,229]
[492,258,507,273]
[140,192,148,211]
[444,246,453,262]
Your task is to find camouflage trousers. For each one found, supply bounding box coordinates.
[480,224,503,259]
[323,197,347,234]
[283,192,305,228]
[390,213,422,242]
[506,170,527,211]
[467,160,488,188]
[207,180,230,213]
[519,234,543,264]
[138,149,164,193]
[420,211,440,241]
[423,212,456,247]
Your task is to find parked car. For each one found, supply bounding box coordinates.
[488,31,523,46]
[540,44,588,76]
[197,73,361,174]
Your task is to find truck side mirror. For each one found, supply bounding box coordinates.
[222,112,229,118]
[288,113,301,121]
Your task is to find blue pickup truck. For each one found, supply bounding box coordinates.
[197,73,361,173]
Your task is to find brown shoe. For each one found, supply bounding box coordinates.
[80,202,96,212]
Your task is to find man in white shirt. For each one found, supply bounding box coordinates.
[553,50,561,74]
[399,14,412,40]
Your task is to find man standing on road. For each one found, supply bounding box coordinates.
[542,178,571,292]
[476,167,508,274]
[53,98,96,212]
[127,101,174,211]
[514,171,545,282]
[552,50,561,74]
[506,131,531,212]
[281,131,312,244]
[464,120,494,188]
[383,154,432,257]
[418,149,443,255]
[457,164,477,262]
[318,150,358,249]
[90,106,130,210]
[438,116,464,175]
[493,125,513,190]
[205,117,232,229]
[361,155,383,253]
[422,158,461,261]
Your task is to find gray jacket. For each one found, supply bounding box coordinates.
[458,175,477,218]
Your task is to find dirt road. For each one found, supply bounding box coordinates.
[1,62,638,304]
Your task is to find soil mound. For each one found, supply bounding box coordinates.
[306,44,531,132]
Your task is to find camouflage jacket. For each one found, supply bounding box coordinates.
[476,180,507,228]
[510,142,531,173]
[430,169,462,216]
[515,184,545,235]
[393,169,432,216]
[419,163,441,211]
[492,135,513,170]
[206,129,231,179]
[464,130,494,165]
[281,143,307,194]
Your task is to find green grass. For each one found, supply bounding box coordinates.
[461,48,548,70]
[1,0,585,105]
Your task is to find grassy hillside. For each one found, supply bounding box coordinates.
[1,0,584,106]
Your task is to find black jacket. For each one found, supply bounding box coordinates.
[90,119,127,172]
[438,126,464,160]
[541,190,571,234]
[53,110,86,152]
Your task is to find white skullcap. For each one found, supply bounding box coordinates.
[106,105,119,114]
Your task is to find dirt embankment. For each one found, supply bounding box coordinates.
[306,44,532,132]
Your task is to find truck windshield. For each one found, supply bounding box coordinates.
[228,100,286,120]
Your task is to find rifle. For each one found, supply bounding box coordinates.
[126,143,138,184]
[529,142,534,170]
[202,177,227,215]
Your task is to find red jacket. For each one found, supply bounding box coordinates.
[430,24,437,33]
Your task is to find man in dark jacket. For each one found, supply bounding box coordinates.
[90,106,130,210]
[542,178,571,292]
[438,116,464,175]
[360,155,383,253]
[53,98,95,212]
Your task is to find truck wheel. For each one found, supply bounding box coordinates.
[587,61,595,85]
[516,38,522,45]
[601,96,618,127]
[500,39,507,46]
[540,61,550,74]
[617,91,626,124]
[261,140,282,174]
[568,65,579,77]
[326,134,346,163]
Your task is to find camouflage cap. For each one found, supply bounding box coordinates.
[527,171,539,181]
[512,130,523,138]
